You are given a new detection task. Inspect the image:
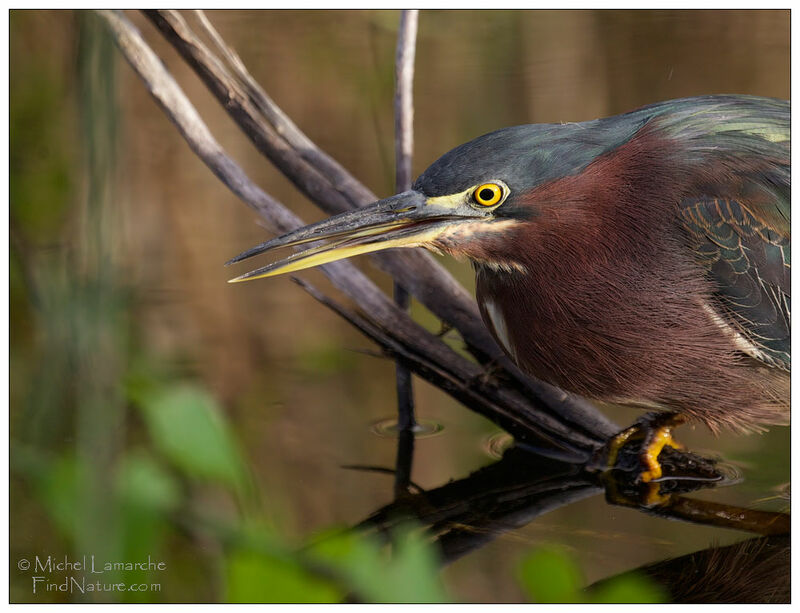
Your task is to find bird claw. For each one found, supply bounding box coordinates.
[600,412,687,483]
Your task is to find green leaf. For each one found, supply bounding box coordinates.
[308,525,450,603]
[135,385,248,492]
[225,548,342,603]
[117,450,181,514]
[34,453,82,542]
[113,452,180,602]
[382,526,449,603]
[517,546,584,603]
[590,574,667,604]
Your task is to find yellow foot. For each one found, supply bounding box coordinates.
[606,424,639,468]
[639,427,683,482]
[603,412,686,483]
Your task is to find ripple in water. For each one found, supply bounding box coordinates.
[370,417,444,438]
[710,460,743,486]
[482,431,514,459]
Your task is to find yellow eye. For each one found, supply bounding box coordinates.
[473,183,504,207]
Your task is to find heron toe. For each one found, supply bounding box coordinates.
[604,412,687,483]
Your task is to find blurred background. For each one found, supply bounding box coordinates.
[10,9,789,603]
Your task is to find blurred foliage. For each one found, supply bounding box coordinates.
[17,367,669,603]
[307,526,449,603]
[225,547,344,603]
[517,545,666,604]
[222,522,450,603]
[16,365,455,602]
[9,12,74,241]
[132,385,250,494]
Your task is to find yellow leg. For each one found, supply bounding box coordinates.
[639,427,683,482]
[605,425,639,469]
[604,412,686,483]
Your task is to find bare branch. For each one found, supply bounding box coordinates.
[142,8,621,439]
[394,9,418,193]
[142,10,502,361]
[98,8,607,455]
[190,9,377,205]
[95,10,293,229]
[292,276,600,454]
[392,10,419,436]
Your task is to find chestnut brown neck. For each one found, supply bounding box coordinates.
[473,127,785,431]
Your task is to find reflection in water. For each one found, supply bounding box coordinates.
[353,443,789,603]
[483,431,515,459]
[369,417,444,438]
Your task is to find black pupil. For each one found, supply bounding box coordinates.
[479,187,496,202]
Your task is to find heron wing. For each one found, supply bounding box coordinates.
[679,197,790,370]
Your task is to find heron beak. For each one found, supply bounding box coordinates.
[226,190,474,283]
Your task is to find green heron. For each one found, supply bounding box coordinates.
[228,95,790,481]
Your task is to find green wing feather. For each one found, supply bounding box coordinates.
[668,97,790,369]
[680,197,789,370]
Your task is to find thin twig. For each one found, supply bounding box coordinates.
[95,10,294,229]
[190,9,376,205]
[394,10,417,193]
[142,9,620,441]
[290,276,598,455]
[393,9,419,447]
[98,9,607,455]
[150,7,499,358]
